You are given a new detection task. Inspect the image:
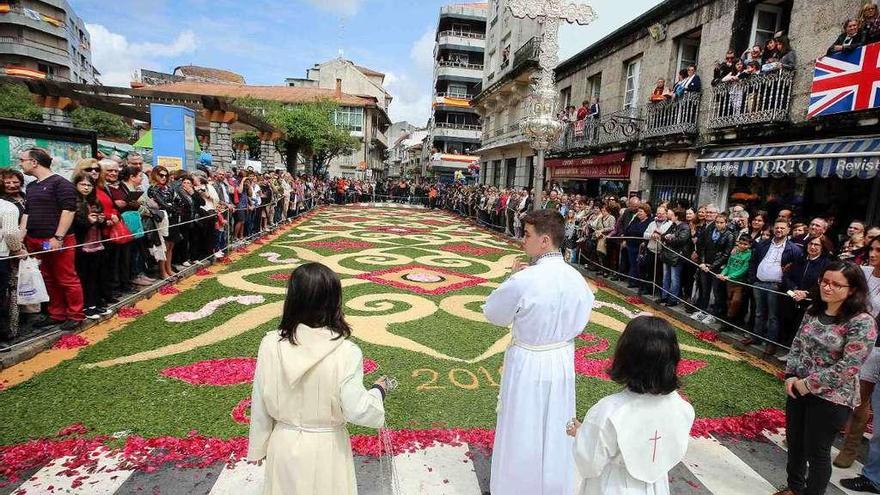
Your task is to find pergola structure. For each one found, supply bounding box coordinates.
[1,76,284,170]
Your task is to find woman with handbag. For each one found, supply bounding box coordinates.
[147,166,179,280]
[71,173,111,319]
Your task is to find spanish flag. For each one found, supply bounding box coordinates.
[41,14,63,27]
[0,4,10,14]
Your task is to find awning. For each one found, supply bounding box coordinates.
[430,153,478,170]
[696,136,880,179]
[546,152,631,179]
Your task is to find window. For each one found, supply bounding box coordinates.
[449,52,469,64]
[451,23,472,35]
[560,86,572,109]
[588,73,602,101]
[676,36,700,72]
[624,58,641,113]
[505,158,517,188]
[750,4,783,48]
[448,83,468,97]
[334,106,364,132]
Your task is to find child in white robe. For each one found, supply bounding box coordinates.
[247,262,391,495]
[567,315,695,495]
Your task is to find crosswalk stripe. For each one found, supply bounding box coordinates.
[393,443,481,494]
[683,435,777,494]
[764,429,863,495]
[207,460,264,494]
[14,450,134,495]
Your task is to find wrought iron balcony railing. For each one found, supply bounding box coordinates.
[435,122,482,131]
[642,92,701,139]
[554,111,641,151]
[513,36,541,69]
[707,70,794,129]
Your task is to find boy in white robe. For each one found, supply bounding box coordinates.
[484,209,595,495]
[567,315,695,495]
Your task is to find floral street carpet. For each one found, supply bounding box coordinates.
[0,205,784,483]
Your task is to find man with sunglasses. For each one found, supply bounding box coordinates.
[19,147,84,330]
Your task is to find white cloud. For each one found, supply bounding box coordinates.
[382,27,437,126]
[305,0,363,16]
[86,23,198,87]
[557,0,665,62]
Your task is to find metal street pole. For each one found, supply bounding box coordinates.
[508,0,596,211]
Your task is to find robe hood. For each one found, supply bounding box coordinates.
[272,325,345,387]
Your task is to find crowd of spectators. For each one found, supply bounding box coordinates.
[0,147,329,340]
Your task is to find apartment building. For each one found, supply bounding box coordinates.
[472,0,542,188]
[550,0,878,227]
[423,3,487,182]
[0,0,97,83]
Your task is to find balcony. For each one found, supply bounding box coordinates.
[437,30,486,51]
[0,8,67,38]
[481,123,526,149]
[436,60,483,82]
[708,70,794,129]
[433,122,482,141]
[0,35,69,66]
[642,92,701,139]
[513,37,541,70]
[554,112,641,151]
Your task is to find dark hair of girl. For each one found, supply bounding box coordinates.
[807,260,870,322]
[72,173,97,203]
[608,315,681,394]
[278,262,351,345]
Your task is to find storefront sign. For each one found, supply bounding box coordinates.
[546,152,631,179]
[698,157,879,179]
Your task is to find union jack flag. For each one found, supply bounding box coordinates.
[809,41,880,118]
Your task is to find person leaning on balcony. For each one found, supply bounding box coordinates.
[828,19,867,56]
[711,50,737,86]
[763,36,796,73]
[860,2,880,44]
[681,65,702,93]
[649,79,672,102]
[576,100,589,121]
[741,44,763,65]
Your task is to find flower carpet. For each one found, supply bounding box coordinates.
[0,205,785,484]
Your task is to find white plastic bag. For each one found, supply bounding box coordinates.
[17,257,49,305]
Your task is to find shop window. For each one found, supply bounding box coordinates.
[505,158,517,188]
[649,172,699,209]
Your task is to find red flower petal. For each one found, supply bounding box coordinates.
[267,273,291,281]
[363,358,379,375]
[52,334,89,350]
[625,296,644,305]
[117,307,143,318]
[161,358,256,386]
[196,268,212,276]
[690,409,785,439]
[231,397,251,425]
[158,285,180,295]
[696,331,719,342]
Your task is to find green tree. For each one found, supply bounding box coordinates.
[0,81,42,121]
[232,130,261,158]
[236,97,343,174]
[70,107,132,140]
[312,126,360,176]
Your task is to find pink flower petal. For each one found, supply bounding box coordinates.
[158,285,180,295]
[231,397,251,425]
[52,334,89,350]
[363,358,379,375]
[161,358,256,386]
[117,307,143,319]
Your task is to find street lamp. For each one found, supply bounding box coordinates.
[508,0,596,210]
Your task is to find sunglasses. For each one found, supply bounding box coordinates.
[158,173,168,178]
[84,167,100,172]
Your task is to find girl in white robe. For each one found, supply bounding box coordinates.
[567,315,695,495]
[247,262,390,495]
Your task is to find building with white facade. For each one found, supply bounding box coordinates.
[423,3,487,181]
[472,0,542,188]
[286,57,392,178]
[0,0,98,83]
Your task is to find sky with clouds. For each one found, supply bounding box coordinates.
[74,0,663,126]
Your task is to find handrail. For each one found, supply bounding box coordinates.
[438,60,484,71]
[437,30,486,40]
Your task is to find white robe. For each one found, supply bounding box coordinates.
[483,254,595,495]
[574,390,695,495]
[247,326,385,495]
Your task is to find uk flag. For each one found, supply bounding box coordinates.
[809,41,880,118]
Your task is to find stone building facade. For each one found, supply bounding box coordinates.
[550,0,879,227]
[472,0,543,189]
